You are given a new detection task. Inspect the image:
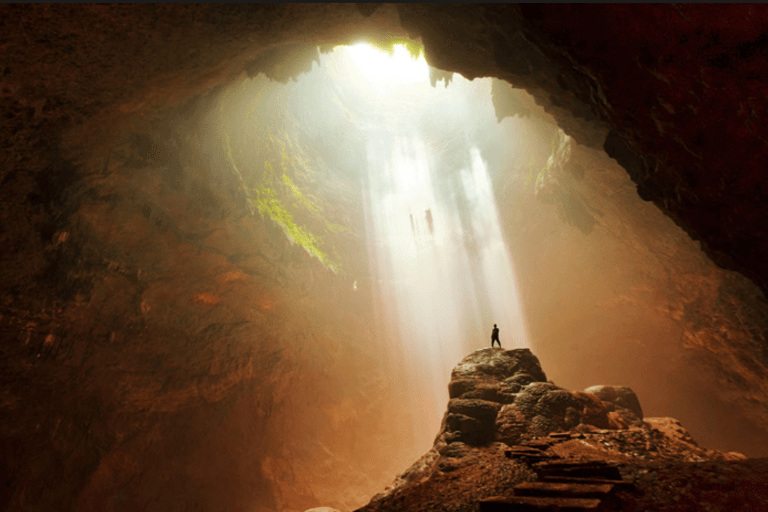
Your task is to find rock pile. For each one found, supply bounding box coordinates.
[361,348,746,511]
[441,348,644,449]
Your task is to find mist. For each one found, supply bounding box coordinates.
[6,6,768,512]
[211,43,551,454]
[210,40,768,465]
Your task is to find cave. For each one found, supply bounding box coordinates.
[2,4,768,512]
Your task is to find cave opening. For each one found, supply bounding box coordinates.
[212,40,553,451]
[200,33,768,472]
[106,35,768,512]
[5,5,768,512]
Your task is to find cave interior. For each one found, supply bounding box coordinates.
[2,4,768,512]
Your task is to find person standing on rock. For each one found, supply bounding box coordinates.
[491,324,501,348]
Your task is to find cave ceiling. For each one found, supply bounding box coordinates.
[4,4,767,293]
[3,4,768,512]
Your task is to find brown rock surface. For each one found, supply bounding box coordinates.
[2,4,768,512]
[584,385,644,421]
[358,349,754,512]
[443,350,645,447]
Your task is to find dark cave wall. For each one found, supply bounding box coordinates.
[0,7,416,511]
[2,86,414,512]
[398,4,768,295]
[484,121,768,455]
[512,4,768,293]
[2,3,768,512]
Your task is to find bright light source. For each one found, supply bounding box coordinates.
[342,43,429,89]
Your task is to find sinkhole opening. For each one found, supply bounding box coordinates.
[183,35,768,469]
[214,39,559,448]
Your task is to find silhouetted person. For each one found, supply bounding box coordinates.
[491,324,501,348]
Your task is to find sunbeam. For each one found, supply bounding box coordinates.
[215,39,540,456]
[325,44,533,446]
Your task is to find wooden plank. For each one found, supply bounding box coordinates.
[533,462,622,480]
[479,496,602,511]
[542,476,635,489]
[513,481,614,498]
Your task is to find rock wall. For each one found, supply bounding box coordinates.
[3,4,768,512]
[486,120,768,455]
[2,84,421,512]
[361,349,745,512]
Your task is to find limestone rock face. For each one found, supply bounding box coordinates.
[4,4,768,511]
[445,399,503,446]
[450,348,548,394]
[442,349,644,447]
[585,385,644,420]
[364,348,746,512]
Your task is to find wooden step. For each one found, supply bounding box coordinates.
[521,439,556,449]
[506,446,547,455]
[532,461,616,470]
[542,476,635,490]
[513,481,614,499]
[505,446,561,463]
[533,461,622,480]
[507,453,560,462]
[479,495,602,511]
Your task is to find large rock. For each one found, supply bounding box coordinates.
[495,384,633,445]
[438,349,645,447]
[369,347,740,510]
[585,385,644,420]
[451,349,548,389]
[445,399,503,446]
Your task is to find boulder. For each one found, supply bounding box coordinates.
[445,411,495,446]
[495,384,617,444]
[584,385,644,420]
[451,348,548,384]
[436,349,647,447]
[447,398,502,423]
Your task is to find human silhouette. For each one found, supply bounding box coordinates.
[491,324,501,348]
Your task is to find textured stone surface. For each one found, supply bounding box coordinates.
[0,7,415,511]
[442,349,643,447]
[359,349,748,512]
[452,348,548,387]
[585,385,644,421]
[3,4,768,512]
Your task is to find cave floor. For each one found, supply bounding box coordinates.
[356,431,768,512]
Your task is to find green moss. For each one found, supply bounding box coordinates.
[367,37,423,60]
[248,185,337,272]
[283,173,320,214]
[534,131,561,190]
[522,154,537,188]
[318,44,337,55]
[225,114,348,274]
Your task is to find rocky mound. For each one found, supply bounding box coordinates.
[353,348,749,512]
[444,348,644,449]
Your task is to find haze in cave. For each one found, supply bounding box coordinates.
[5,5,768,511]
[201,36,768,471]
[215,42,542,450]
[206,38,768,467]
